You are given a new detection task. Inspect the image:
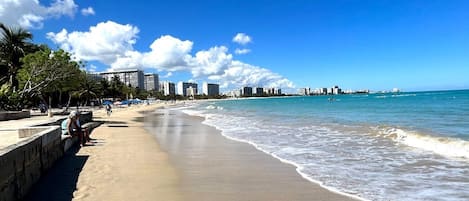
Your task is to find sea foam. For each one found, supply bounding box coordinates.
[378,127,469,159]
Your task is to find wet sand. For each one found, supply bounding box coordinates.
[145,108,356,201]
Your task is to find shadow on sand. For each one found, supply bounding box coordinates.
[23,146,88,201]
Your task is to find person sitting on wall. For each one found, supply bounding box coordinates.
[75,112,92,143]
[61,111,86,146]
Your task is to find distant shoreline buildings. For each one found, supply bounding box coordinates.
[298,85,370,96]
[225,86,282,97]
[92,69,223,97]
[92,69,286,99]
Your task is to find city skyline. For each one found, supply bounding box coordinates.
[96,68,284,96]
[2,0,469,92]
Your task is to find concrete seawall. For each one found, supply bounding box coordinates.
[0,111,30,121]
[0,111,94,201]
[0,126,63,201]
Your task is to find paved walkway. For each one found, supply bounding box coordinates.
[0,114,67,130]
[0,110,68,149]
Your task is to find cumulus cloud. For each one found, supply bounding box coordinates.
[188,46,232,77]
[47,21,139,64]
[208,61,294,89]
[81,6,95,16]
[48,21,294,90]
[47,0,77,18]
[0,0,78,29]
[141,35,193,71]
[234,48,251,55]
[232,33,252,45]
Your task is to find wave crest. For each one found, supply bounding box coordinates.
[378,127,469,159]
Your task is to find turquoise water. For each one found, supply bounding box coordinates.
[182,90,469,201]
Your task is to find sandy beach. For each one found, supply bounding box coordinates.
[145,108,356,201]
[25,103,182,201]
[25,103,356,201]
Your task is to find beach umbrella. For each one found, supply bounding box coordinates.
[103,100,113,105]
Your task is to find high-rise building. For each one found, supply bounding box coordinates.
[319,88,328,95]
[226,89,242,97]
[242,87,253,96]
[275,88,282,95]
[177,82,198,96]
[255,87,264,96]
[202,83,219,96]
[144,73,159,91]
[100,69,144,89]
[161,81,175,96]
[262,87,282,95]
[299,88,310,95]
[264,88,274,95]
[186,86,197,97]
[88,73,104,81]
[332,85,341,95]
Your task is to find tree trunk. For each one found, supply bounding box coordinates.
[58,90,63,108]
[64,92,72,112]
[47,96,53,117]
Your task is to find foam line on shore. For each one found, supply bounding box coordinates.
[179,108,367,201]
[376,127,469,160]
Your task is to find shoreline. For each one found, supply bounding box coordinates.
[146,108,357,201]
[209,121,366,201]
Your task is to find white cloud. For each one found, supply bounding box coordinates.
[88,64,97,72]
[188,46,232,77]
[234,48,251,55]
[48,21,294,89]
[110,50,143,70]
[81,6,95,16]
[47,21,139,64]
[141,35,193,71]
[208,61,294,89]
[47,0,77,18]
[232,33,252,45]
[161,72,173,78]
[0,0,78,29]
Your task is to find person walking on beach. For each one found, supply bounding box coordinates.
[106,104,112,116]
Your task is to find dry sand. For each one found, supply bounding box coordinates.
[25,103,182,201]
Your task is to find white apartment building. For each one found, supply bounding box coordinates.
[202,83,220,96]
[177,82,198,96]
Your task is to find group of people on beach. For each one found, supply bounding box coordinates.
[61,111,93,147]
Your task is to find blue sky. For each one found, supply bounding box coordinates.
[2,0,469,92]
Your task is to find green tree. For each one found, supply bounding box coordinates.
[99,78,110,98]
[109,75,125,100]
[0,23,38,89]
[18,48,81,109]
[74,71,101,106]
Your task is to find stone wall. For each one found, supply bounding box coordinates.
[0,111,30,121]
[0,126,62,201]
[79,111,93,124]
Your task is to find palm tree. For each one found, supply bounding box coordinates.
[77,72,100,105]
[109,75,125,100]
[0,23,36,90]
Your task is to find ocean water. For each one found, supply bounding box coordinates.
[180,90,469,201]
